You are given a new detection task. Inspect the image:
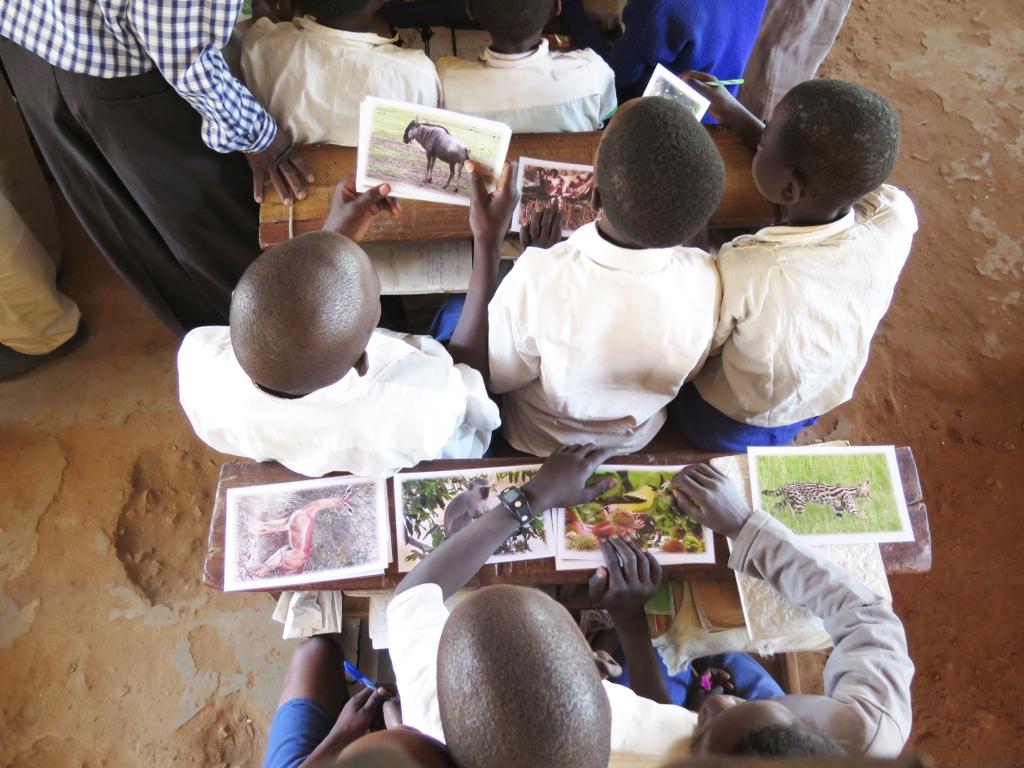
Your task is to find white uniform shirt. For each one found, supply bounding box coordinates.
[387,584,696,764]
[241,17,441,147]
[695,185,918,426]
[488,222,720,456]
[437,40,617,132]
[177,327,499,477]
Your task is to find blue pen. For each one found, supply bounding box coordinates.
[343,661,380,693]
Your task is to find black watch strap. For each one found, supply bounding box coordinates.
[499,486,534,529]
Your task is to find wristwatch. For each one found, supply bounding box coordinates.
[499,486,534,530]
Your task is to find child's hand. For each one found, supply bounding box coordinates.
[329,685,391,744]
[588,537,663,622]
[468,160,519,253]
[670,463,752,539]
[521,443,619,513]
[323,175,401,242]
[682,71,745,123]
[520,207,564,250]
[687,666,735,710]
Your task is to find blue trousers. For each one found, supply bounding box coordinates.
[263,699,335,768]
[669,382,818,452]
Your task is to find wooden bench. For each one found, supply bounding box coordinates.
[202,447,930,594]
[258,127,781,249]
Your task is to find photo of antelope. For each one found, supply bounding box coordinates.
[358,97,512,206]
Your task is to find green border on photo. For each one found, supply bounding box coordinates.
[755,452,902,536]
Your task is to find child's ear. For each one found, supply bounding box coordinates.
[552,0,563,18]
[464,0,475,21]
[354,352,370,377]
[591,185,602,212]
[781,169,804,205]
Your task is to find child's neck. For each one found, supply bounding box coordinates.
[785,198,853,227]
[489,32,544,55]
[597,220,646,249]
[313,12,385,34]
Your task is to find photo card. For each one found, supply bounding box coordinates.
[224,476,390,592]
[555,465,715,570]
[357,97,512,206]
[748,446,914,545]
[642,64,711,121]
[394,464,551,572]
[511,157,600,237]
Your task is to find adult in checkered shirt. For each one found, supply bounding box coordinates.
[0,1,312,334]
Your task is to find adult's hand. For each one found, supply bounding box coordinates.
[520,207,564,250]
[246,127,314,206]
[468,159,519,253]
[588,537,663,621]
[521,444,619,513]
[323,175,401,242]
[670,463,753,539]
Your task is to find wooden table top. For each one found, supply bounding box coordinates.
[202,447,930,594]
[258,127,781,249]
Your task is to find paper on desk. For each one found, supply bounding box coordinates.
[367,590,473,650]
[273,590,344,639]
[363,240,473,295]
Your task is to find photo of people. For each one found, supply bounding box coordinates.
[643,64,711,121]
[224,477,390,591]
[511,157,601,237]
[357,97,512,206]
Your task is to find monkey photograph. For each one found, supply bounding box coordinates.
[394,465,557,571]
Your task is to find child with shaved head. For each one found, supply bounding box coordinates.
[437,0,616,132]
[388,445,700,767]
[178,166,518,477]
[671,76,919,450]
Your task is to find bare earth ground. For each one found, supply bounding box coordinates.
[1,0,1022,764]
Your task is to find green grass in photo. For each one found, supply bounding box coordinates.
[754,452,902,536]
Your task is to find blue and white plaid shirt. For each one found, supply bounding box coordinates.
[0,1,276,153]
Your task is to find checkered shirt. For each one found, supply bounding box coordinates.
[0,0,276,152]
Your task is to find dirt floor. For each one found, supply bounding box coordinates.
[1,0,1022,765]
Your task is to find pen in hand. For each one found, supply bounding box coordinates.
[343,660,390,696]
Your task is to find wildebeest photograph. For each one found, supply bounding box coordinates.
[224,476,390,591]
[512,157,601,237]
[392,465,557,571]
[357,97,512,206]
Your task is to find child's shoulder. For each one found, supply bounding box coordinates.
[856,184,918,229]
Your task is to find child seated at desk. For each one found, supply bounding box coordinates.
[436,0,616,132]
[559,0,768,107]
[177,174,517,477]
[242,0,441,147]
[484,97,725,456]
[670,76,919,451]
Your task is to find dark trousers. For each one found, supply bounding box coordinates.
[0,38,259,335]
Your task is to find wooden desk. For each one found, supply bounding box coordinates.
[202,448,930,594]
[258,128,781,249]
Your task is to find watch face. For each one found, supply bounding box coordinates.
[500,487,531,522]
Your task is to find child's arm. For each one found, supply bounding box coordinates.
[447,160,518,387]
[395,444,617,600]
[588,538,671,705]
[684,71,766,151]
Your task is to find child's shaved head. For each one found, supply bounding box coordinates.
[771,79,900,205]
[230,231,380,397]
[437,585,611,768]
[596,98,726,247]
[468,0,554,43]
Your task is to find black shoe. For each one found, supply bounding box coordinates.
[0,320,89,381]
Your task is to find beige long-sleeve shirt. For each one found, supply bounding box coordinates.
[695,185,918,426]
[730,509,914,756]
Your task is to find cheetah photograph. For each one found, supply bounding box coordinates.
[748,446,914,545]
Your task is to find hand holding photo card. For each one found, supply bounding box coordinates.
[357,97,512,207]
[748,445,914,545]
[393,465,552,571]
[643,64,711,121]
[511,157,601,237]
[555,465,715,571]
[224,476,390,592]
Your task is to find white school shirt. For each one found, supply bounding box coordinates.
[177,327,500,478]
[241,17,441,147]
[387,584,697,765]
[437,40,617,133]
[694,185,918,427]
[488,222,721,456]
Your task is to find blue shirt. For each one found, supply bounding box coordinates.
[0,0,276,153]
[561,0,767,107]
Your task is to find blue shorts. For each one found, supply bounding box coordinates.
[668,382,818,452]
[616,651,785,709]
[428,294,466,343]
[263,698,335,768]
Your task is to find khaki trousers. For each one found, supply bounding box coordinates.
[0,78,79,355]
